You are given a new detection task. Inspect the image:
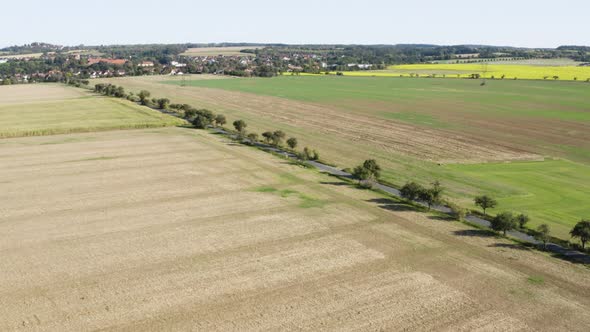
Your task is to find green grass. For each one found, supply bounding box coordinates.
[166,76,590,124]
[0,95,185,138]
[527,276,545,285]
[254,186,327,209]
[446,159,590,239]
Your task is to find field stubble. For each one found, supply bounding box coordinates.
[1,128,589,330]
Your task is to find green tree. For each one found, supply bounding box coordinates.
[352,165,371,184]
[418,189,436,210]
[352,159,381,187]
[261,131,273,144]
[215,114,226,127]
[449,203,467,221]
[362,159,382,180]
[418,181,444,210]
[94,83,105,93]
[115,86,126,98]
[490,212,516,236]
[157,98,170,109]
[271,130,286,146]
[192,115,210,129]
[570,219,590,249]
[536,224,550,250]
[286,137,298,150]
[138,90,151,105]
[233,120,247,133]
[474,195,497,215]
[302,147,319,161]
[247,133,258,144]
[184,108,197,120]
[400,181,423,201]
[516,214,529,229]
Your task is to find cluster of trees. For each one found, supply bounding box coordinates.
[473,194,590,251]
[348,163,589,251]
[400,180,444,210]
[225,121,320,161]
[94,83,127,98]
[352,160,382,188]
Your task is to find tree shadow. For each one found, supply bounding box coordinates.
[367,198,416,212]
[428,215,454,222]
[453,229,495,238]
[488,243,531,251]
[320,181,350,186]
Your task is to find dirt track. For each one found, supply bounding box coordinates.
[1,128,589,331]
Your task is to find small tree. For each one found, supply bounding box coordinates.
[474,195,497,215]
[490,212,516,236]
[516,214,529,229]
[570,219,590,249]
[311,149,320,161]
[233,120,247,133]
[215,114,226,127]
[138,90,151,105]
[271,130,286,146]
[192,115,210,129]
[363,159,381,179]
[247,133,258,144]
[303,147,319,161]
[536,224,550,250]
[262,131,273,144]
[115,86,126,98]
[184,108,196,120]
[352,165,370,184]
[352,159,381,187]
[286,137,298,150]
[418,189,436,210]
[400,181,423,201]
[157,98,170,110]
[449,203,467,221]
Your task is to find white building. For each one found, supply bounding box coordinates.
[171,61,187,68]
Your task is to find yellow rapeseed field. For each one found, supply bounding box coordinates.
[334,64,590,81]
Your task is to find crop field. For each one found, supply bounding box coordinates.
[0,84,184,138]
[94,75,590,240]
[335,63,590,81]
[437,58,583,66]
[1,127,589,330]
[181,46,260,57]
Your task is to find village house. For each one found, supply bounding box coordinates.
[171,61,187,68]
[138,61,154,67]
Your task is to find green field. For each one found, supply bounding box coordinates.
[160,75,590,240]
[0,85,185,138]
[447,160,590,235]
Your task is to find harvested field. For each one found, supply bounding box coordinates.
[181,46,260,57]
[1,127,589,331]
[0,84,185,138]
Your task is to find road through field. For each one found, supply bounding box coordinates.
[2,127,590,330]
[230,131,590,265]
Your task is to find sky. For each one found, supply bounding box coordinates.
[2,0,589,48]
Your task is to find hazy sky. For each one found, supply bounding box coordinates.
[2,0,588,48]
